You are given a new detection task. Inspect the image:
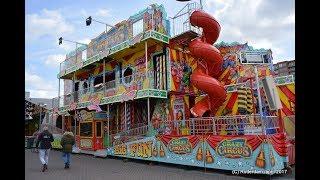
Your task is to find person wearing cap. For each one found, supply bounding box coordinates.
[35,126,54,172]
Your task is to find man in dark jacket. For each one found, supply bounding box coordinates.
[60,131,75,169]
[35,126,54,172]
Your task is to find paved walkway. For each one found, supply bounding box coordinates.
[25,149,294,180]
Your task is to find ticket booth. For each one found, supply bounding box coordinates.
[77,110,108,151]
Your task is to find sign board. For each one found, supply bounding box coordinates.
[239,50,272,65]
[168,137,192,154]
[216,138,252,158]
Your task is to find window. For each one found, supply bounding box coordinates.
[133,19,144,37]
[105,71,116,89]
[123,67,133,85]
[83,81,88,93]
[94,76,103,86]
[118,62,123,83]
[56,115,62,129]
[75,82,79,91]
[80,122,93,137]
[96,122,102,137]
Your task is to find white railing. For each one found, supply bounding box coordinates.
[110,124,149,145]
[53,70,168,108]
[157,115,279,136]
[107,115,279,146]
[170,1,202,38]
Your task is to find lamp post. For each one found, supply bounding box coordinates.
[58,37,88,103]
[38,103,47,131]
[86,16,115,33]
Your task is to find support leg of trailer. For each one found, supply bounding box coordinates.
[107,104,110,147]
[147,98,150,128]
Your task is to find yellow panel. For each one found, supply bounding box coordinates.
[170,77,176,91]
[171,49,177,61]
[283,117,295,137]
[231,97,238,115]
[184,95,189,109]
[218,67,230,81]
[277,86,290,108]
[215,93,232,116]
[286,84,295,94]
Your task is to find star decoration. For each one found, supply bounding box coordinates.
[238,161,242,166]
[217,161,221,166]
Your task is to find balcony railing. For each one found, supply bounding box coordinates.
[110,124,149,145]
[59,5,174,78]
[52,71,168,108]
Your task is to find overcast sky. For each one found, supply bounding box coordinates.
[26,0,295,98]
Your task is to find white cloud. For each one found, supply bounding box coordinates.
[204,0,294,62]
[45,54,65,67]
[80,9,88,18]
[26,9,74,41]
[25,71,58,98]
[79,38,91,44]
[95,9,111,17]
[58,42,74,52]
[282,13,295,25]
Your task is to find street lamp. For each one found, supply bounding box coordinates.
[58,37,88,106]
[39,103,47,131]
[86,16,115,33]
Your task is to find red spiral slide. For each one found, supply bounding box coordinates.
[189,10,227,117]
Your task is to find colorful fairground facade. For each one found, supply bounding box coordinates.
[40,2,294,174]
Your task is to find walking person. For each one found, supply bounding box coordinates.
[35,126,54,172]
[60,131,75,169]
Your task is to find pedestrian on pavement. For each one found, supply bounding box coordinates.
[60,131,75,169]
[35,126,54,172]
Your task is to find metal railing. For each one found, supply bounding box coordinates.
[59,5,173,76]
[107,114,279,146]
[170,1,202,38]
[157,115,279,136]
[52,70,168,108]
[110,124,149,145]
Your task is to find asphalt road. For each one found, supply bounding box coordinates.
[25,149,294,180]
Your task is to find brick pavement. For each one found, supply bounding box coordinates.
[25,149,294,180]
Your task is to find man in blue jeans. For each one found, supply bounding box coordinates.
[60,131,75,169]
[35,126,54,172]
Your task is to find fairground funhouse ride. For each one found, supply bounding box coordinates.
[28,1,295,174]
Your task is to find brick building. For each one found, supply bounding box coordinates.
[273,60,295,76]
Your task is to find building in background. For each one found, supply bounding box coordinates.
[25,91,30,98]
[273,60,295,76]
[25,92,51,136]
[25,91,54,109]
